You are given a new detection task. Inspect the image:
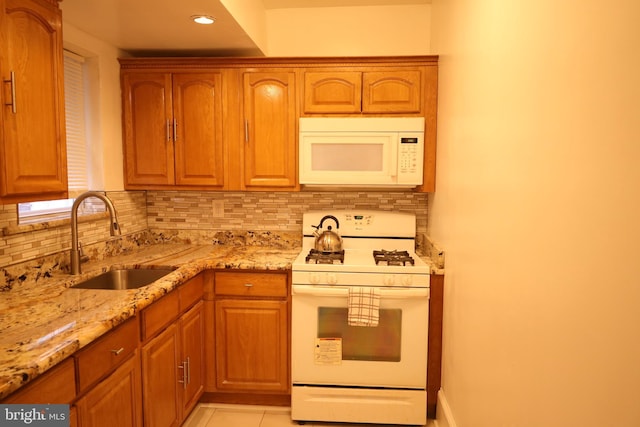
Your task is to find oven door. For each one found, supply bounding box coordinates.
[291,284,429,389]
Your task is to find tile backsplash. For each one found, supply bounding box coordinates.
[146,190,427,233]
[0,190,427,268]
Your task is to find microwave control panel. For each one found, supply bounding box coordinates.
[398,135,424,184]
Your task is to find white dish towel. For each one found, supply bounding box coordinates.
[347,286,381,327]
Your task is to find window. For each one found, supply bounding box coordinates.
[18,50,93,224]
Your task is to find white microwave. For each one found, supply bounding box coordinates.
[299,117,425,188]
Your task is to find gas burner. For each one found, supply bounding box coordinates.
[306,249,345,264]
[373,250,415,266]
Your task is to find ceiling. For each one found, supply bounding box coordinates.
[60,0,430,57]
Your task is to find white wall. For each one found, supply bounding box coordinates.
[265,5,430,56]
[429,1,640,426]
[62,22,125,191]
[220,0,269,54]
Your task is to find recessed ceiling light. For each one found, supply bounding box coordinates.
[192,15,215,25]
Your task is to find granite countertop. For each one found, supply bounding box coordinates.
[0,243,300,400]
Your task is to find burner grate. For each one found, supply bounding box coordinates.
[373,250,415,266]
[306,249,345,264]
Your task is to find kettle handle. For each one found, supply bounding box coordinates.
[318,215,340,230]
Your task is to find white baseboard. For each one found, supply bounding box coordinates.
[433,389,457,427]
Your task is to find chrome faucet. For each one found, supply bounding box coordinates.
[70,191,121,275]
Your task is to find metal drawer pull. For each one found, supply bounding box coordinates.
[244,283,253,288]
[4,71,16,113]
[111,347,124,356]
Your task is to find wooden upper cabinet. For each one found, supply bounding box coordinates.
[303,71,362,113]
[173,73,224,187]
[122,73,174,186]
[241,71,297,190]
[121,71,224,189]
[362,70,421,113]
[303,69,422,115]
[0,0,67,204]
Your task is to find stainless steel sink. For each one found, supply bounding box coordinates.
[70,268,175,290]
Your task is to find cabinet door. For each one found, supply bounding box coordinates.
[362,70,422,114]
[141,323,181,427]
[0,0,67,202]
[303,71,362,113]
[215,298,288,392]
[173,73,224,188]
[242,71,297,190]
[180,301,205,416]
[122,72,174,186]
[76,351,142,427]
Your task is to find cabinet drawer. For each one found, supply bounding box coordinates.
[141,290,179,341]
[179,274,204,311]
[76,318,139,392]
[214,272,287,298]
[3,358,76,404]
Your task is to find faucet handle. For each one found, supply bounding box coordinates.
[78,242,90,263]
[111,221,121,236]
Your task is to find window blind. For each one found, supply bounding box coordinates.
[63,49,89,197]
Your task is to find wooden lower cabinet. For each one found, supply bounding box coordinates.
[212,271,289,396]
[215,298,288,392]
[76,350,142,427]
[181,301,205,414]
[141,300,205,427]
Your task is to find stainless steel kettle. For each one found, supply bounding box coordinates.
[312,215,343,253]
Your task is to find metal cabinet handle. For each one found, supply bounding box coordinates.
[111,347,124,356]
[178,357,190,389]
[166,120,171,141]
[173,119,177,142]
[4,71,16,113]
[178,362,185,386]
[244,283,253,288]
[185,356,191,385]
[244,120,249,143]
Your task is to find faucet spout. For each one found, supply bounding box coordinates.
[70,191,121,275]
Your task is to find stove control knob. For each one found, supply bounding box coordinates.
[383,275,396,286]
[309,272,320,284]
[401,275,413,286]
[327,273,338,284]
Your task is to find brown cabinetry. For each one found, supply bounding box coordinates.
[0,0,67,204]
[74,318,143,427]
[212,271,289,394]
[75,317,139,392]
[119,56,438,192]
[303,69,422,114]
[140,274,205,427]
[75,350,142,427]
[238,71,298,190]
[122,72,224,189]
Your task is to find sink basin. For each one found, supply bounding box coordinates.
[71,268,175,290]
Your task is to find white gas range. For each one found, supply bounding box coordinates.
[291,210,430,426]
[292,210,430,286]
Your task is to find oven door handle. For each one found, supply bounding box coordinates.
[292,285,429,299]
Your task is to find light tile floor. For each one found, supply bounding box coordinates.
[182,404,435,427]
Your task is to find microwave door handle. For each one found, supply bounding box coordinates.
[390,136,399,177]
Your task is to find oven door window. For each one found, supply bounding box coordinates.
[317,307,402,362]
